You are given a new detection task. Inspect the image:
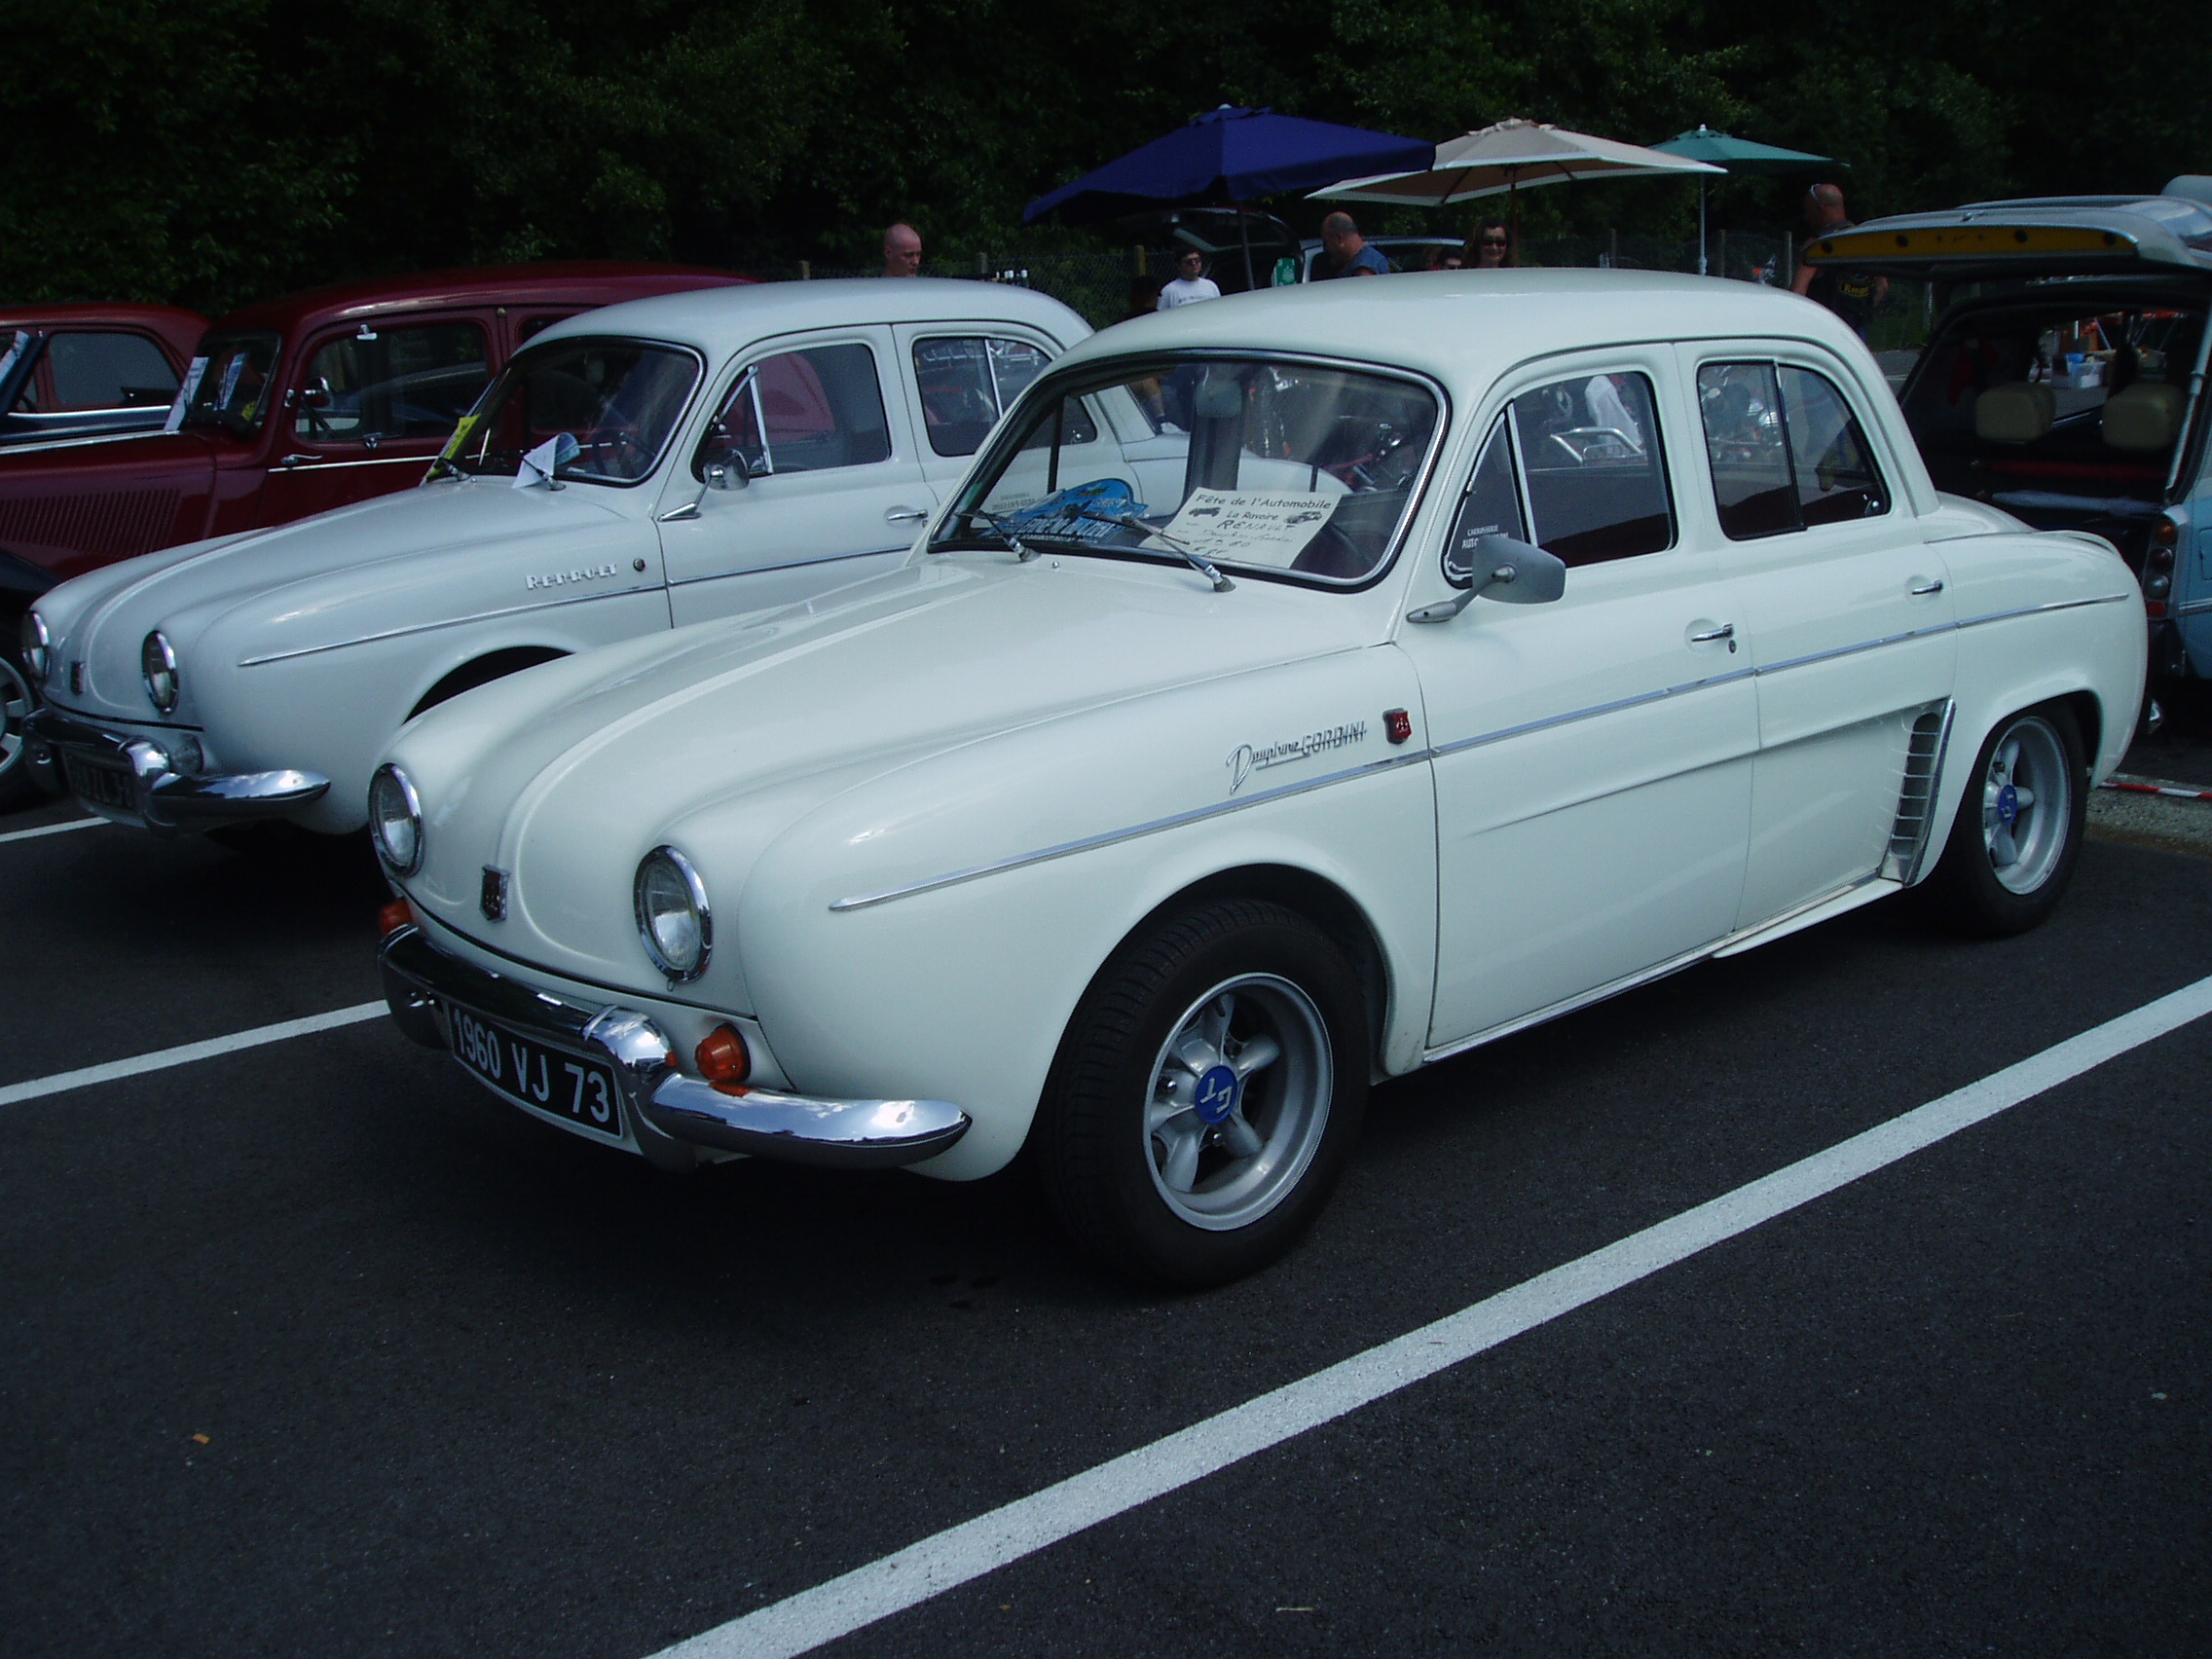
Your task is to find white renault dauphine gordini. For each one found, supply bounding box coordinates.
[21,279,1086,837]
[373,271,2145,1285]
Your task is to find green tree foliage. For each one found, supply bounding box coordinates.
[1,0,2205,313]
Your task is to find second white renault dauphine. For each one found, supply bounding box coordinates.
[21,279,1088,836]
[373,271,2144,1285]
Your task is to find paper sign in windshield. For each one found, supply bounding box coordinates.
[1161,489,1337,568]
[164,356,209,434]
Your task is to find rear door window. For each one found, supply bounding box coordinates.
[1697,360,1889,537]
[1509,371,1674,564]
[295,321,491,446]
[912,336,1051,456]
[46,331,180,410]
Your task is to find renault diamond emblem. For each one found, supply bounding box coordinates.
[480,866,508,922]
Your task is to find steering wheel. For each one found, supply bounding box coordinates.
[585,419,650,476]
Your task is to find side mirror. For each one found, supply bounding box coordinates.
[1408,535,1567,623]
[296,385,333,413]
[702,459,748,492]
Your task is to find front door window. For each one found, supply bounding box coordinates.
[295,322,490,448]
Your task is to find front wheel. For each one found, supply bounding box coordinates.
[1925,703,2086,937]
[1034,899,1369,1287]
[0,653,44,812]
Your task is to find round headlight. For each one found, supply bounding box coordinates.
[368,764,424,875]
[634,845,711,980]
[141,630,179,713]
[20,611,49,684]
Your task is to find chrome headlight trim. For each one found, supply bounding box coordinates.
[20,610,49,684]
[141,630,179,713]
[368,763,424,876]
[634,844,712,981]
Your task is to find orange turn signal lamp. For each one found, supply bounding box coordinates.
[695,1023,752,1095]
[379,897,415,938]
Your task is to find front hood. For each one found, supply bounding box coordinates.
[40,479,638,724]
[391,552,1384,993]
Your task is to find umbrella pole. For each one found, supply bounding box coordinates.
[1508,171,1519,267]
[1698,179,1709,276]
[1239,205,1255,291]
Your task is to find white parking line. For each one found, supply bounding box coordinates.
[0,1002,387,1108]
[0,816,104,846]
[653,971,2212,1659]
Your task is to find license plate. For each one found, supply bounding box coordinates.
[64,753,135,813]
[448,1005,623,1138]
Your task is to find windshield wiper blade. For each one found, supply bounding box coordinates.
[1074,505,1234,592]
[427,454,467,481]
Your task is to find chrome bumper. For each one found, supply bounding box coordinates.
[25,706,328,833]
[378,924,971,1172]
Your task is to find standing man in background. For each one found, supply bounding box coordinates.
[883,223,923,276]
[1792,184,1884,338]
[1314,212,1390,278]
[1156,247,1221,309]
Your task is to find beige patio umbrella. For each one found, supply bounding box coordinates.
[1313,119,1722,263]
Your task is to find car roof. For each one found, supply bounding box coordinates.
[206,263,754,336]
[1051,268,1864,384]
[1808,192,2212,281]
[0,304,209,360]
[526,276,1094,356]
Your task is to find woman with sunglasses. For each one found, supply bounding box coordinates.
[1464,219,1512,269]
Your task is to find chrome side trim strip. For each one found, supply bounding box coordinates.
[235,582,664,667]
[829,749,1435,912]
[1752,623,1951,679]
[1428,665,1754,760]
[2169,597,2212,617]
[665,544,905,588]
[1951,592,2132,629]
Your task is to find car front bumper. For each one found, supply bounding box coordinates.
[378,924,972,1172]
[25,706,329,833]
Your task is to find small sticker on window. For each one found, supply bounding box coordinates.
[165,355,208,433]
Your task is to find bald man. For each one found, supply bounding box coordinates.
[882,222,922,277]
[1792,183,1884,337]
[1316,211,1390,278]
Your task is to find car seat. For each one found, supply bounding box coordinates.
[1973,382,2056,445]
[2101,381,2188,452]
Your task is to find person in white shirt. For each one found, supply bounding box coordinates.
[1156,248,1221,310]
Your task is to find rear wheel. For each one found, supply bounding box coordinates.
[1926,703,2086,937]
[0,653,43,812]
[1035,899,1368,1287]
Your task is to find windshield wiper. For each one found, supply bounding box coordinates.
[426,454,467,482]
[1074,504,1234,592]
[966,507,1039,561]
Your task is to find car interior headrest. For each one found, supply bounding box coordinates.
[2102,381,2188,452]
[1974,382,2055,445]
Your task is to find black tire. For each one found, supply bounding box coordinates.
[1926,702,2087,937]
[1034,898,1369,1288]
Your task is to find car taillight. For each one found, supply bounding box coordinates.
[2149,516,2179,571]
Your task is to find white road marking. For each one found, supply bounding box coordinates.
[652,971,2212,1659]
[0,1002,387,1107]
[0,816,105,846]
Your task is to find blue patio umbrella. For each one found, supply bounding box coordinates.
[1022,106,1433,287]
[1650,126,1843,276]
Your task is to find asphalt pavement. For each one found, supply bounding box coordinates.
[2,795,2207,1657]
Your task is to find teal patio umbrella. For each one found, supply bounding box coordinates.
[1651,126,1843,275]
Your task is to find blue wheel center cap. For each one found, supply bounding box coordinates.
[1194,1064,1241,1124]
[1997,782,2019,828]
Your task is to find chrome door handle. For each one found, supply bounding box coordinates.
[1909,577,1945,596]
[1687,621,1735,644]
[278,454,319,468]
[885,505,929,523]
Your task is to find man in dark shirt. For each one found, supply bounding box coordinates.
[1791,183,1885,338]
[1315,212,1391,279]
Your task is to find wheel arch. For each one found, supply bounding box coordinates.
[408,645,570,720]
[1086,862,1393,1073]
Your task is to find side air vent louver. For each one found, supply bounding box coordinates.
[1883,701,1955,884]
[0,489,181,560]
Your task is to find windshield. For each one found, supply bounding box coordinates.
[180,331,280,434]
[440,338,701,486]
[934,355,1443,585]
